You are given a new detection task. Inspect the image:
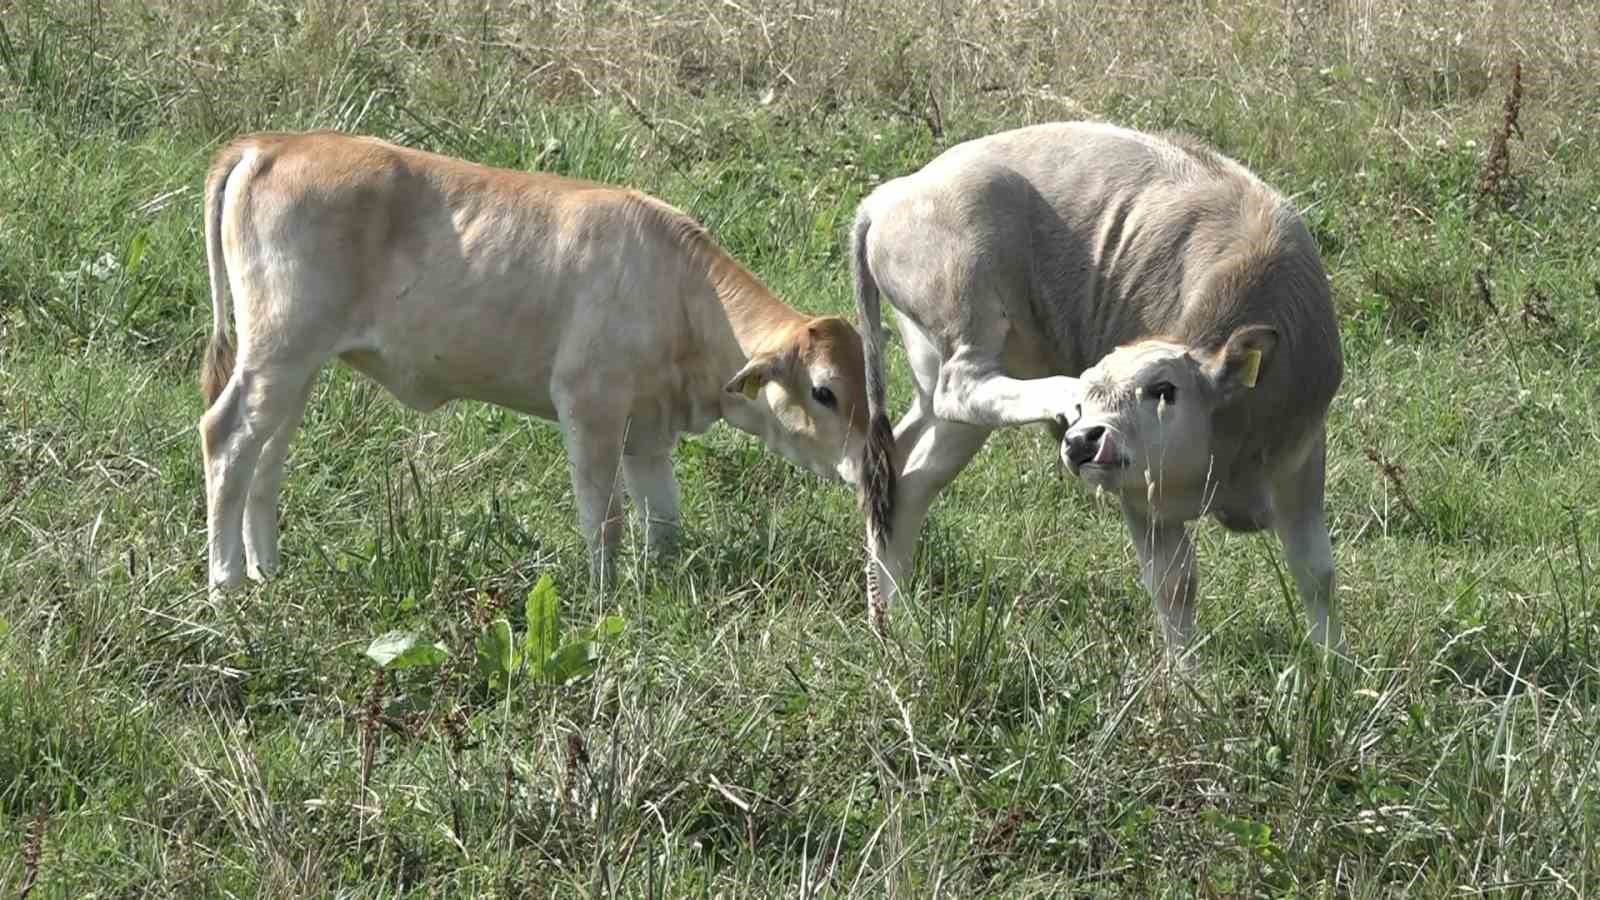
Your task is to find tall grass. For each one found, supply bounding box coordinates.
[2,1,1599,896]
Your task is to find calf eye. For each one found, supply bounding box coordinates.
[1145,381,1177,404]
[812,385,837,408]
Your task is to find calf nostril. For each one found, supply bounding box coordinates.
[1065,425,1106,466]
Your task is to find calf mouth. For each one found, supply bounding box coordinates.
[1062,425,1129,476]
[1069,456,1130,478]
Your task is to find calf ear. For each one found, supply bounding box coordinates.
[1203,324,1278,396]
[725,353,782,400]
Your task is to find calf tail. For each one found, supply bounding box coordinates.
[852,208,895,560]
[201,142,247,409]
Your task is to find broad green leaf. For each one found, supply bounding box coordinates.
[591,615,626,641]
[523,574,560,667]
[1407,702,1428,733]
[365,631,449,670]
[123,230,148,277]
[476,618,517,691]
[0,616,9,640]
[543,640,599,684]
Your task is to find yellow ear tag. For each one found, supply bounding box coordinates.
[741,376,762,400]
[1240,349,1262,388]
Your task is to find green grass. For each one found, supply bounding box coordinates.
[3,1,1600,896]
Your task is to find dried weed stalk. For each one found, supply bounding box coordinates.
[1364,446,1423,524]
[358,666,387,804]
[1474,269,1496,315]
[562,731,590,818]
[1476,60,1523,209]
[438,705,472,847]
[1520,288,1556,329]
[18,803,48,900]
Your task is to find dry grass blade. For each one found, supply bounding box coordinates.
[185,717,329,893]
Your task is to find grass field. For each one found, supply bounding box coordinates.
[3,1,1600,896]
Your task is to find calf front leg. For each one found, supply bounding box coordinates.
[1122,501,1198,658]
[558,412,628,590]
[622,447,681,562]
[1280,514,1338,650]
[1272,434,1343,652]
[931,348,1083,429]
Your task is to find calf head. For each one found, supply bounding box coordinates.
[724,315,871,485]
[1061,324,1278,512]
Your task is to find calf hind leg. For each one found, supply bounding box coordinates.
[243,376,316,581]
[873,334,1077,617]
[870,400,991,613]
[916,283,1083,429]
[201,365,318,594]
[865,318,992,621]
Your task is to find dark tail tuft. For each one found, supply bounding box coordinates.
[862,412,895,545]
[851,208,895,552]
[201,332,235,408]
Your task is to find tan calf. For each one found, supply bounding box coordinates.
[199,130,869,594]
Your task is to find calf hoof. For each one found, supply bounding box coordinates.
[1160,643,1200,675]
[1307,625,1349,660]
[207,571,246,606]
[209,570,246,591]
[587,557,619,594]
[642,530,682,567]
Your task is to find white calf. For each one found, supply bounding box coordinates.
[853,121,1343,654]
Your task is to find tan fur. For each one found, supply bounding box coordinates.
[199,139,249,409]
[200,334,234,408]
[197,130,870,594]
